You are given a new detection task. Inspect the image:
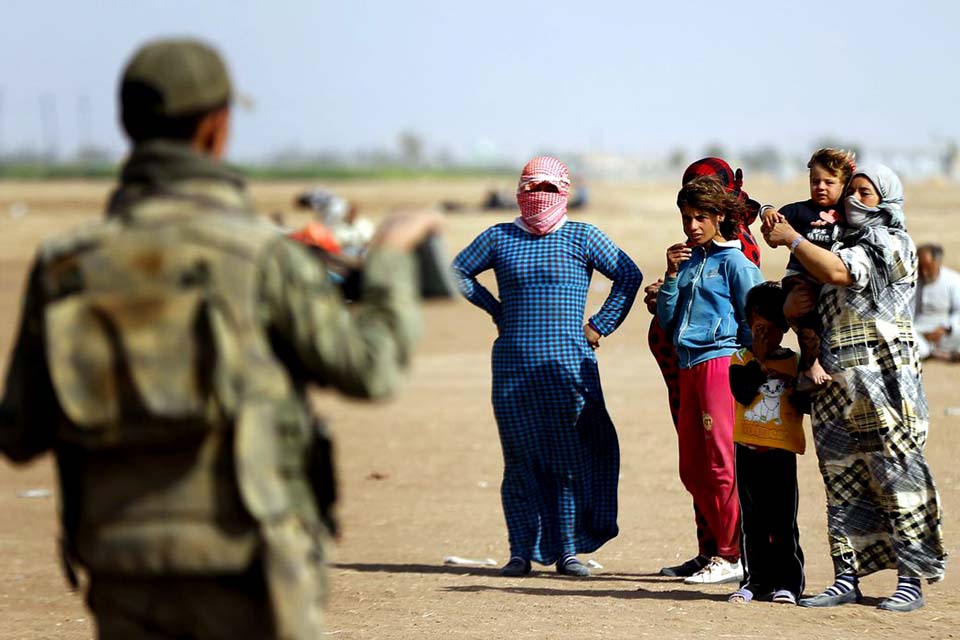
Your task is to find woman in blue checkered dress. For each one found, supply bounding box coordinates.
[452,156,642,577]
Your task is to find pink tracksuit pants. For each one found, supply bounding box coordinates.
[676,356,740,559]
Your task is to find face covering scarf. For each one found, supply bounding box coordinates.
[845,164,905,231]
[844,195,887,230]
[515,156,571,236]
[841,164,906,303]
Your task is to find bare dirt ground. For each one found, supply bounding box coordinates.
[1,177,959,639]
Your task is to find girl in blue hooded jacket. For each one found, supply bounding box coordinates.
[656,176,764,585]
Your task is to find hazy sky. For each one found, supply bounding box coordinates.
[2,0,958,163]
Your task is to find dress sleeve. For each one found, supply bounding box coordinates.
[584,226,642,335]
[656,275,680,333]
[451,227,502,323]
[0,256,59,462]
[835,244,872,292]
[259,238,420,400]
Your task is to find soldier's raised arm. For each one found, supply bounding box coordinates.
[259,211,442,399]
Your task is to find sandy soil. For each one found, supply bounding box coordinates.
[1,178,959,639]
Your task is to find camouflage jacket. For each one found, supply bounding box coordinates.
[0,141,419,585]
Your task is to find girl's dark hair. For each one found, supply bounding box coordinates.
[676,175,747,240]
[745,281,788,330]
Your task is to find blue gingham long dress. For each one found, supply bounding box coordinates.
[452,221,642,564]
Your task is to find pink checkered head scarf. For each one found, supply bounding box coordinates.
[515,156,571,235]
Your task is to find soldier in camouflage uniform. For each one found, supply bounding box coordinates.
[0,38,438,639]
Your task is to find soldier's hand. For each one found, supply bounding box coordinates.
[370,210,445,252]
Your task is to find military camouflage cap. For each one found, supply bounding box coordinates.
[121,38,232,117]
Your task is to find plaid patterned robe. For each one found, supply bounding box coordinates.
[453,221,641,564]
[814,227,946,580]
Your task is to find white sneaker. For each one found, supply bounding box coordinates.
[683,557,743,584]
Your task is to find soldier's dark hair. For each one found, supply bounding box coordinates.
[121,81,227,143]
[676,175,747,240]
[745,281,788,330]
[917,243,944,261]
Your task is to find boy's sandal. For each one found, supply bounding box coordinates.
[728,587,754,603]
[772,589,797,605]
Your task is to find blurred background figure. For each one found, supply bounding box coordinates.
[295,187,375,257]
[480,186,516,210]
[443,182,589,214]
[915,243,960,361]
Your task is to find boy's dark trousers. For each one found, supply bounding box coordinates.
[736,444,805,596]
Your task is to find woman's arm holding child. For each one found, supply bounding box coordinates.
[763,219,853,286]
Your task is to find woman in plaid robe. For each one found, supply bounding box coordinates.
[452,157,642,577]
[763,164,945,612]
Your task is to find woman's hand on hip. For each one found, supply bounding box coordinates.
[584,323,602,350]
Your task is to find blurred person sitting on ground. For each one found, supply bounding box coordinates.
[482,187,516,210]
[289,189,378,288]
[655,176,764,586]
[763,164,946,612]
[567,181,589,210]
[914,243,960,361]
[643,157,762,579]
[481,182,587,212]
[295,187,374,257]
[759,149,855,390]
[727,282,806,606]
[452,156,642,578]
[287,197,351,279]
[0,38,440,640]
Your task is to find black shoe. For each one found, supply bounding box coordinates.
[659,555,709,578]
[799,586,862,608]
[557,556,591,577]
[878,595,925,612]
[500,557,531,577]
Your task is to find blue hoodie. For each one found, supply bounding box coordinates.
[656,239,764,369]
